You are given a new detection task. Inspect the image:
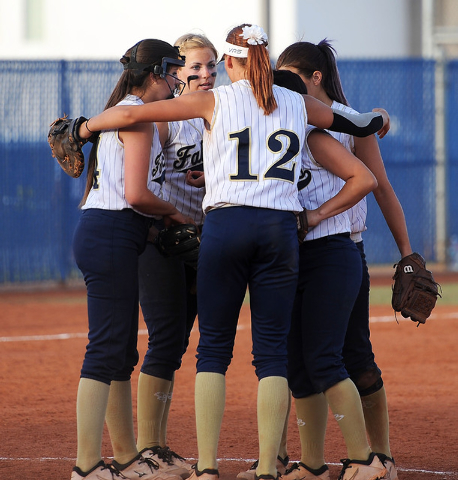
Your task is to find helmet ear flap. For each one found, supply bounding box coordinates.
[152,64,164,76]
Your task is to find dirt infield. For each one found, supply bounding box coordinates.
[1,279,457,480]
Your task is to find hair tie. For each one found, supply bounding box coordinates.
[85,119,94,134]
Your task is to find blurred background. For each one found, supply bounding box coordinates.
[1,0,458,286]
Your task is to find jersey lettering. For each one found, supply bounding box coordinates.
[297,168,312,191]
[173,141,203,171]
[151,152,165,185]
[93,157,100,190]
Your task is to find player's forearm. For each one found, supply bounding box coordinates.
[126,189,179,217]
[303,95,385,137]
[329,109,384,138]
[310,175,377,227]
[82,106,139,136]
[373,186,412,257]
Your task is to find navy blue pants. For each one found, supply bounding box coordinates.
[288,234,362,397]
[138,236,197,381]
[73,208,150,385]
[196,206,299,380]
[343,241,381,386]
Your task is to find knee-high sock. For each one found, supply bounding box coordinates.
[160,375,175,447]
[76,378,110,472]
[195,372,225,470]
[361,386,391,457]
[278,390,292,460]
[105,380,137,464]
[256,376,289,477]
[294,393,328,469]
[324,378,371,461]
[136,372,172,451]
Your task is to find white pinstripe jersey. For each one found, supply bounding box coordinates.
[329,101,368,236]
[82,95,164,215]
[298,126,352,240]
[202,80,307,213]
[161,118,205,225]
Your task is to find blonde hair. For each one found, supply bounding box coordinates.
[174,33,218,61]
[226,23,276,115]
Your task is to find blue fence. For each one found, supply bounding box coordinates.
[0,59,456,285]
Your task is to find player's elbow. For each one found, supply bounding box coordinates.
[121,108,138,126]
[364,170,378,194]
[125,188,146,211]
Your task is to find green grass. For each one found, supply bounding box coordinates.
[244,283,458,306]
[370,282,458,306]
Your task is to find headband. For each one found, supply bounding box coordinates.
[223,42,249,58]
[223,25,268,59]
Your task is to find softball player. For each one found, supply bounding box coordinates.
[276,40,410,480]
[79,23,389,480]
[71,39,192,480]
[237,69,384,480]
[135,34,218,478]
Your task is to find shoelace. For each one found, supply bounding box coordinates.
[165,446,187,462]
[154,446,176,466]
[142,456,162,471]
[105,463,128,479]
[337,459,352,480]
[283,463,300,475]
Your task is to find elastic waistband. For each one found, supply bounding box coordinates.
[84,208,151,225]
[302,233,351,248]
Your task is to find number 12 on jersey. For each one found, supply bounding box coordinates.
[229,127,301,183]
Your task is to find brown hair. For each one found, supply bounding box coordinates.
[81,39,181,207]
[276,39,349,106]
[226,24,277,115]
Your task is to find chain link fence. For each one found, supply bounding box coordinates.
[1,59,456,285]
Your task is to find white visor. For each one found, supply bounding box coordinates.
[223,42,249,58]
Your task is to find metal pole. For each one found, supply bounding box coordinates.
[422,0,434,58]
[259,0,271,46]
[434,49,447,265]
[423,0,447,265]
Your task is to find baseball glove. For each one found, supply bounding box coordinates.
[156,223,201,269]
[391,252,441,325]
[296,208,309,244]
[47,115,92,178]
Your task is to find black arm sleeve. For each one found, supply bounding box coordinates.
[329,109,383,138]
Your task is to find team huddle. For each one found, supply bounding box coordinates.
[48,22,439,480]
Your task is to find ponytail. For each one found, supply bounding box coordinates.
[276,39,348,106]
[246,44,276,115]
[316,40,348,106]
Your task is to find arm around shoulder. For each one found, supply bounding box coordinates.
[302,95,389,138]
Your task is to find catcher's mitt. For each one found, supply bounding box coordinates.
[391,252,441,325]
[156,223,201,269]
[296,208,309,244]
[48,115,93,178]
